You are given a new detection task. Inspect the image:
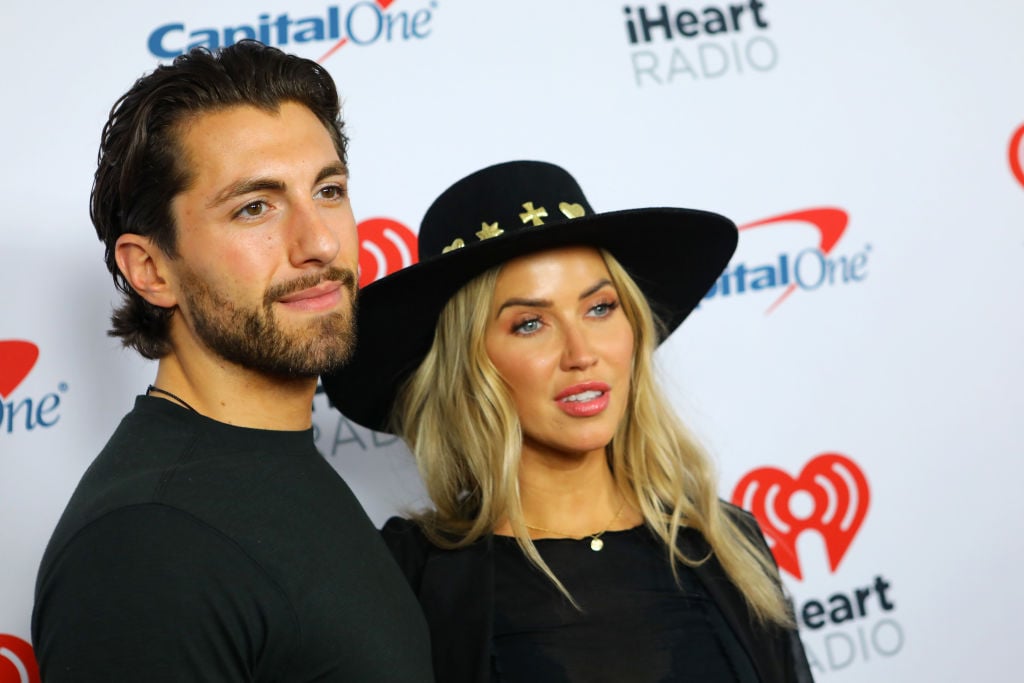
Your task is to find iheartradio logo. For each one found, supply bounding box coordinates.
[357,217,418,288]
[1009,123,1024,189]
[0,634,39,683]
[731,453,869,580]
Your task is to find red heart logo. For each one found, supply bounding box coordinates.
[0,633,41,683]
[1009,123,1024,189]
[731,453,869,580]
[0,340,40,399]
[358,217,419,287]
[376,0,396,8]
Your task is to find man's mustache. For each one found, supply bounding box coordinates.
[264,267,358,305]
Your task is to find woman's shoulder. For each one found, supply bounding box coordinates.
[719,500,762,533]
[380,516,434,557]
[380,515,489,591]
[717,500,776,557]
[380,516,433,590]
[381,515,423,538]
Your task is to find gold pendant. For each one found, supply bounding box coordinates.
[590,537,604,551]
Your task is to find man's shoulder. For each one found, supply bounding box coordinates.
[54,403,204,530]
[32,503,296,680]
[40,400,275,587]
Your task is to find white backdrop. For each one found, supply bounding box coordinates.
[2,1,1023,680]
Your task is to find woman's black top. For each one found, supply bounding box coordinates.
[491,525,760,682]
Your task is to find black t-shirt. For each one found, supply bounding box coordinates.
[33,396,434,682]
[491,526,759,682]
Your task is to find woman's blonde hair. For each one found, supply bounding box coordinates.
[393,248,792,625]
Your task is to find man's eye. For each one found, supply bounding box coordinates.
[318,185,346,200]
[238,201,266,218]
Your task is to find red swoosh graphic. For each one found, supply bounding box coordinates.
[317,37,348,64]
[738,207,849,313]
[317,0,396,63]
[0,340,39,399]
[1009,124,1024,189]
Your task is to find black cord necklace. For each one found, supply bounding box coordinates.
[146,385,199,414]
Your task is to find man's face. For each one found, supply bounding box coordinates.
[167,102,359,378]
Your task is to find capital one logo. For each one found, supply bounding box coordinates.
[357,217,418,288]
[1009,123,1024,189]
[702,208,871,314]
[1,340,65,435]
[146,0,437,63]
[731,453,870,580]
[0,634,40,683]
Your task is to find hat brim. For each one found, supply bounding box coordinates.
[322,207,736,433]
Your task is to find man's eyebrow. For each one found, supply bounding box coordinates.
[316,162,348,184]
[207,178,284,209]
[207,162,349,209]
[493,279,614,318]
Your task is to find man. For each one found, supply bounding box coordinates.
[32,41,433,681]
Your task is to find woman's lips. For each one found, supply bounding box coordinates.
[556,382,611,417]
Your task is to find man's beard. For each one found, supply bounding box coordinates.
[179,265,357,378]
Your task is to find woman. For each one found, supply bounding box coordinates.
[322,161,813,682]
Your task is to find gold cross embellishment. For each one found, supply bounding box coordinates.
[519,202,548,226]
[475,221,504,241]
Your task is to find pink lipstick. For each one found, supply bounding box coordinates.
[555,381,611,417]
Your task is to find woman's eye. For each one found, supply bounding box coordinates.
[589,301,618,317]
[513,318,542,334]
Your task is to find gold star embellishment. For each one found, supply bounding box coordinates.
[475,221,504,241]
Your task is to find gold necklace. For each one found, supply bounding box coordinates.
[524,498,626,552]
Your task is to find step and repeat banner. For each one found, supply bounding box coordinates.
[2,1,1022,680]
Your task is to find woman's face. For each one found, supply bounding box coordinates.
[484,246,635,462]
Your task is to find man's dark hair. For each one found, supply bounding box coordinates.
[91,40,349,359]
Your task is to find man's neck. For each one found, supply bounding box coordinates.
[150,352,317,431]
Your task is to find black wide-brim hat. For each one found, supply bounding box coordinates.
[322,161,737,433]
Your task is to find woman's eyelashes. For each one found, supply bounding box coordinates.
[509,299,619,336]
[511,316,543,336]
[587,299,619,318]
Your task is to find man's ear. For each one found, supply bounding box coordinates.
[114,234,178,308]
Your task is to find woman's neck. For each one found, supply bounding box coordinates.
[497,447,643,537]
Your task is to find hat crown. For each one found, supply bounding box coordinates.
[419,161,596,259]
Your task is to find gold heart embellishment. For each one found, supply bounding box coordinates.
[559,202,585,219]
[442,238,465,254]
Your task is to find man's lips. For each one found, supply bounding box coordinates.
[276,281,344,311]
